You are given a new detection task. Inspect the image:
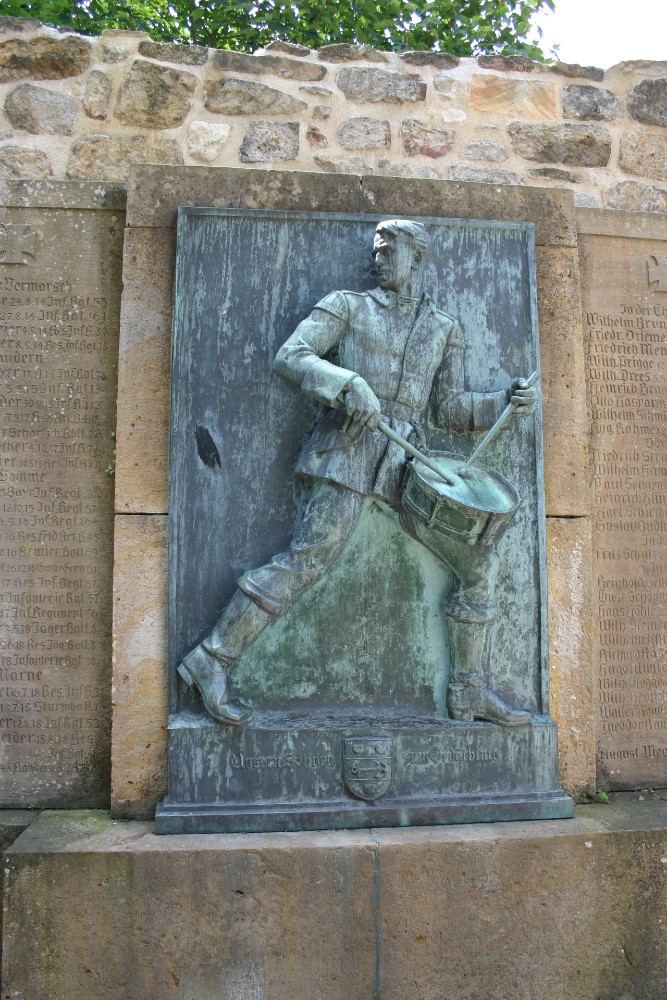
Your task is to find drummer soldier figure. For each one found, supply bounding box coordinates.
[178,219,537,726]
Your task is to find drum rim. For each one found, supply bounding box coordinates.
[406,451,521,519]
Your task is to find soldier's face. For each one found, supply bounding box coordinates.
[373,230,415,293]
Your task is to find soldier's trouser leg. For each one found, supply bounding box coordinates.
[397,509,530,726]
[179,480,365,724]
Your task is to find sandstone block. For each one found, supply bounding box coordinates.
[6,805,667,1000]
[400,118,455,158]
[605,179,667,213]
[114,225,174,512]
[0,16,41,33]
[399,51,459,68]
[298,84,332,97]
[449,164,523,184]
[0,143,52,179]
[148,133,184,165]
[0,809,32,966]
[374,798,667,999]
[215,49,325,80]
[529,166,578,183]
[535,246,589,516]
[317,43,387,62]
[508,122,612,166]
[359,175,577,247]
[187,120,230,161]
[83,69,112,120]
[112,515,169,818]
[67,134,147,182]
[377,158,438,179]
[433,78,468,121]
[478,53,535,72]
[573,192,598,208]
[461,140,508,162]
[549,61,604,82]
[619,129,667,181]
[627,78,667,127]
[547,517,595,800]
[101,43,129,64]
[433,77,467,99]
[126,165,366,228]
[605,58,667,79]
[314,153,370,174]
[470,75,557,120]
[115,60,196,129]
[562,84,621,121]
[337,115,390,149]
[336,67,426,104]
[101,29,150,40]
[4,812,377,1000]
[0,34,91,82]
[239,120,300,162]
[265,40,312,57]
[204,77,307,115]
[441,109,466,123]
[4,83,77,134]
[306,125,327,148]
[138,39,208,65]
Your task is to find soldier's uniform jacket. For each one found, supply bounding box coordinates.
[273,287,508,506]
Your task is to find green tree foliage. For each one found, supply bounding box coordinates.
[3,0,554,57]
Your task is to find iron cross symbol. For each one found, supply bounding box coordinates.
[0,223,38,265]
[647,256,667,292]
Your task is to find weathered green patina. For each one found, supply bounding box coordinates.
[157,209,571,832]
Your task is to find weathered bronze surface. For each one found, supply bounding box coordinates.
[157,209,572,832]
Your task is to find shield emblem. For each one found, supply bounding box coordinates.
[343,737,393,802]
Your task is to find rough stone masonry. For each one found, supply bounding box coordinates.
[0,18,666,212]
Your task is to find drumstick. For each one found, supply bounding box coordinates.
[458,370,540,476]
[377,419,457,486]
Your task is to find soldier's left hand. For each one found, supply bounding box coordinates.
[510,378,537,414]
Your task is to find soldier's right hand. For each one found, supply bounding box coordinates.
[342,376,382,441]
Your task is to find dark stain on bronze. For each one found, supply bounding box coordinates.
[195,424,221,469]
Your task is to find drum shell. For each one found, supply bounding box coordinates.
[400,455,520,547]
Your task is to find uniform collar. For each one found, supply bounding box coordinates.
[368,287,433,310]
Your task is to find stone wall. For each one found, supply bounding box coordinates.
[1,18,666,213]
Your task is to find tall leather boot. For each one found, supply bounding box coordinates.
[177,590,275,726]
[446,619,531,727]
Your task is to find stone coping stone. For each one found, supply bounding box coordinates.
[0,178,126,209]
[125,164,577,247]
[8,793,667,853]
[577,205,667,239]
[0,811,34,849]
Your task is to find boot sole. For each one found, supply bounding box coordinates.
[177,661,252,726]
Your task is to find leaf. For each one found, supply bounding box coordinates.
[5,0,556,55]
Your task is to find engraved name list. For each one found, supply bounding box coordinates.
[582,229,667,789]
[0,201,122,806]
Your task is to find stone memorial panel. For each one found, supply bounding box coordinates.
[0,183,123,806]
[579,210,667,789]
[157,208,571,833]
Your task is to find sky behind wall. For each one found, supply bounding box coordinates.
[531,0,667,68]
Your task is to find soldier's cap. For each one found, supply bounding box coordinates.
[376,219,428,254]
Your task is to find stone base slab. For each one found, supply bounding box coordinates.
[4,797,667,1000]
[156,791,573,834]
[158,711,571,833]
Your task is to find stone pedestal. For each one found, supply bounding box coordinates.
[157,712,571,833]
[4,800,667,1000]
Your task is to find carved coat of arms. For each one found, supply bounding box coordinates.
[343,737,393,801]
